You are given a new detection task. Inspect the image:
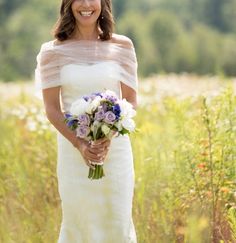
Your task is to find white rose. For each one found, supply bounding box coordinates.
[118,99,136,118]
[70,99,89,116]
[121,118,135,132]
[114,121,123,131]
[86,96,101,114]
[101,124,111,135]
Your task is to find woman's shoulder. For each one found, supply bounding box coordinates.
[110,33,134,49]
[42,39,54,46]
[37,40,58,64]
[40,39,69,51]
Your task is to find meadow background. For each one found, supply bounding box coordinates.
[0,0,236,242]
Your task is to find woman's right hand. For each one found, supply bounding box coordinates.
[74,138,105,170]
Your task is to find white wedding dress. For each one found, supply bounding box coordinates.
[56,62,137,243]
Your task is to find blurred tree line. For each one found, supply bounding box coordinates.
[0,0,236,81]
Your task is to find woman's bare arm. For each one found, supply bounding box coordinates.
[120,82,138,110]
[42,87,78,146]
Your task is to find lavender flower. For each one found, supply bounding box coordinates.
[104,95,118,103]
[104,111,116,124]
[101,102,108,112]
[76,125,90,138]
[78,114,90,126]
[104,90,118,103]
[95,109,105,121]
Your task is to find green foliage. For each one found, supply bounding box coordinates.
[146,11,184,72]
[221,36,236,76]
[0,0,58,81]
[117,9,236,77]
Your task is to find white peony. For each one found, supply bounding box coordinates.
[86,96,101,114]
[70,98,89,116]
[101,124,111,135]
[121,118,136,132]
[118,99,136,118]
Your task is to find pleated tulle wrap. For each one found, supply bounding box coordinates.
[35,38,138,93]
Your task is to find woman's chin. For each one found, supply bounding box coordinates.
[76,18,98,28]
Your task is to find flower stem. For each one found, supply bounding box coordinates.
[88,168,93,179]
[88,164,105,180]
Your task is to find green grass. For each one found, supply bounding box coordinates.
[0,79,235,242]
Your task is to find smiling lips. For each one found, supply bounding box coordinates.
[79,11,94,17]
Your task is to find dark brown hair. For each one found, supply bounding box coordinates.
[53,0,114,41]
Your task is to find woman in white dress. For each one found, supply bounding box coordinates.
[35,0,138,242]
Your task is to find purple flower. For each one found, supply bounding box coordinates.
[67,119,77,127]
[104,90,118,103]
[104,95,118,103]
[95,109,105,121]
[76,125,90,138]
[113,104,121,119]
[89,92,102,101]
[82,95,90,102]
[92,92,103,98]
[65,113,73,119]
[78,114,90,126]
[101,102,108,112]
[104,111,116,124]
[82,93,101,102]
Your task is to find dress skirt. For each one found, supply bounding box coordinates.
[56,132,137,243]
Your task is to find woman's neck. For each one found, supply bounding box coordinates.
[73,24,100,40]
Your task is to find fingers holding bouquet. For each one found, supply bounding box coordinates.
[90,137,111,161]
[90,137,110,150]
[88,130,118,160]
[76,139,104,168]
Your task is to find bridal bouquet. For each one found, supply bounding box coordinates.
[64,90,136,180]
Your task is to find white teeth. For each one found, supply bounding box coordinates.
[80,11,93,16]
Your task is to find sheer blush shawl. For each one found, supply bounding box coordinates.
[35,38,138,95]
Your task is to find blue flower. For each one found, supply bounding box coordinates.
[92,92,103,97]
[82,95,90,101]
[65,113,72,119]
[67,119,77,127]
[113,104,121,119]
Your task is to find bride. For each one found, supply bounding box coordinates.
[35,0,138,242]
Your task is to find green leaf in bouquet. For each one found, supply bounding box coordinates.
[120,128,130,135]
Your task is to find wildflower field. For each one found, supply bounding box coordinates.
[0,75,236,243]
